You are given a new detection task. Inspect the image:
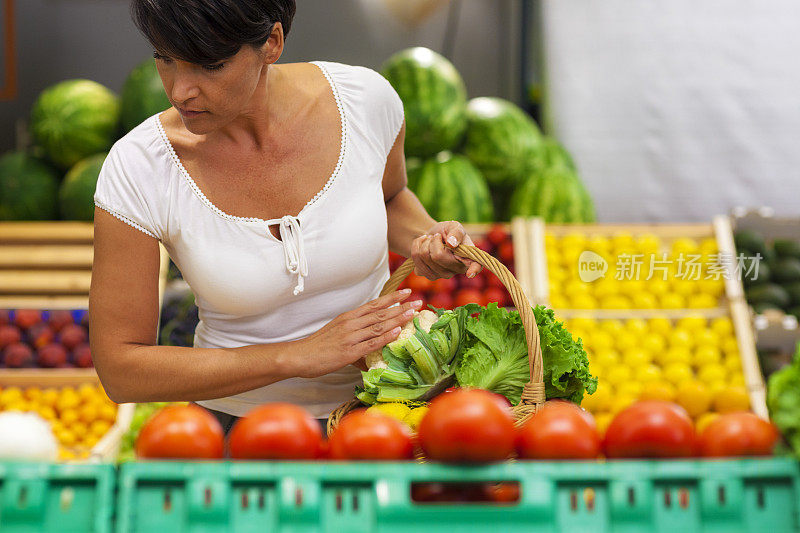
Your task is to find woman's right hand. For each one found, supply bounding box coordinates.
[291,289,422,379]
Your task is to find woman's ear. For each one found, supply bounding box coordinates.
[262,22,285,64]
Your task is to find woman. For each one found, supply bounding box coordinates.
[89,0,480,432]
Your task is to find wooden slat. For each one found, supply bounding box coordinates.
[0,295,88,309]
[0,245,93,269]
[544,223,713,239]
[552,307,731,321]
[510,217,531,302]
[0,222,94,244]
[713,214,744,301]
[0,270,92,294]
[730,298,769,418]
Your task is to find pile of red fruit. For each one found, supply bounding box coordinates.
[0,309,92,369]
[392,224,515,309]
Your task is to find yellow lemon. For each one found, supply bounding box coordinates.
[712,385,750,413]
[625,318,649,336]
[698,279,725,297]
[619,280,647,297]
[697,364,727,384]
[565,279,593,298]
[0,387,24,408]
[632,292,658,309]
[635,364,663,383]
[730,374,746,387]
[677,315,707,331]
[89,420,112,438]
[658,346,692,366]
[98,404,117,423]
[695,330,719,348]
[56,390,80,413]
[676,381,712,418]
[60,409,79,426]
[595,349,621,368]
[24,387,42,402]
[605,366,633,386]
[721,337,740,356]
[672,280,697,297]
[724,356,742,373]
[611,232,635,250]
[79,403,100,425]
[581,386,612,413]
[663,363,694,386]
[671,238,699,256]
[688,294,718,308]
[640,381,677,402]
[549,296,570,309]
[593,280,620,300]
[616,332,639,353]
[587,235,611,252]
[693,345,721,367]
[57,429,78,448]
[600,319,625,336]
[642,333,666,355]
[710,317,734,337]
[699,238,718,256]
[544,233,557,248]
[59,448,77,461]
[600,295,631,309]
[695,412,720,435]
[572,294,598,309]
[636,234,661,255]
[648,317,673,336]
[562,232,587,248]
[623,348,652,368]
[648,278,671,296]
[549,266,569,283]
[77,383,97,401]
[617,382,644,399]
[591,331,615,352]
[571,318,598,333]
[668,329,694,350]
[37,405,57,422]
[660,293,686,309]
[83,434,101,449]
[594,412,615,437]
[609,395,636,415]
[40,388,59,408]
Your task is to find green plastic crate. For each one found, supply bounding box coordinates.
[0,462,115,533]
[115,458,800,533]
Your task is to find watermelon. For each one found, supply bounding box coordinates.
[381,47,467,158]
[30,80,120,169]
[59,153,107,221]
[462,97,544,187]
[0,152,60,220]
[121,58,171,133]
[413,152,493,223]
[509,167,595,223]
[541,136,577,172]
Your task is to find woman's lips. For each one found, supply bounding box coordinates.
[177,107,205,118]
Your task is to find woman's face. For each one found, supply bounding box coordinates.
[154,43,272,135]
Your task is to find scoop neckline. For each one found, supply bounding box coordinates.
[154,61,347,227]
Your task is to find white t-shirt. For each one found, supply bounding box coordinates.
[94,62,405,417]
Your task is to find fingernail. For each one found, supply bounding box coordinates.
[401,288,411,294]
[411,299,423,308]
[404,309,415,317]
[448,236,458,247]
[391,326,402,335]
[467,272,475,279]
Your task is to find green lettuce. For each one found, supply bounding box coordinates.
[455,303,597,405]
[767,342,800,458]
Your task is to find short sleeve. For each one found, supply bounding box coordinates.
[358,67,405,159]
[93,142,162,240]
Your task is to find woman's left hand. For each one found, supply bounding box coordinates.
[410,221,483,280]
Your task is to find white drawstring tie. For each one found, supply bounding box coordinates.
[275,215,308,295]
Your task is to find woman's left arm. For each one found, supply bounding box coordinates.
[383,122,482,280]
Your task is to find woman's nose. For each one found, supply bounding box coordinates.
[170,69,200,103]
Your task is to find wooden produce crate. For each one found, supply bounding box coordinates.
[753,310,800,379]
[0,369,134,463]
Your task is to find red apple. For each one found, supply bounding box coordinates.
[72,343,93,368]
[0,310,9,326]
[3,343,33,368]
[48,310,74,332]
[59,324,88,350]
[459,273,486,291]
[486,225,509,247]
[486,272,505,289]
[427,292,455,310]
[37,343,68,368]
[472,237,493,253]
[14,309,42,330]
[72,343,93,367]
[0,324,21,349]
[485,286,511,308]
[498,242,515,265]
[431,277,458,293]
[27,323,55,349]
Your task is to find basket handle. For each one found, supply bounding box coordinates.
[380,244,545,419]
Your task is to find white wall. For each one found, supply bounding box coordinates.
[541,0,800,222]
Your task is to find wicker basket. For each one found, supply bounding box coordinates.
[327,244,546,437]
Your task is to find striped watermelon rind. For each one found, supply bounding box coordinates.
[0,152,60,220]
[414,152,494,223]
[509,166,594,223]
[462,97,544,187]
[59,152,108,221]
[381,47,468,158]
[121,58,171,133]
[31,80,120,169]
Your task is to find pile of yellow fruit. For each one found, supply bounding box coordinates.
[367,402,429,431]
[569,315,751,435]
[546,233,726,309]
[0,382,118,461]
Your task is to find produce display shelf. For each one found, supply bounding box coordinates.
[0,370,135,463]
[116,458,800,533]
[0,461,115,533]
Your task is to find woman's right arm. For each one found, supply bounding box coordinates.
[90,209,417,404]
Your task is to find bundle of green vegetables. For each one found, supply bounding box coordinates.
[767,341,800,458]
[358,303,597,406]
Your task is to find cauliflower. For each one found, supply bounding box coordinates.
[365,309,438,369]
[0,412,59,461]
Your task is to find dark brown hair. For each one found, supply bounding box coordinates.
[131,0,296,65]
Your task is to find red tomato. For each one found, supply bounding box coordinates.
[484,286,510,307]
[136,404,224,459]
[406,273,434,293]
[485,271,505,289]
[14,309,42,330]
[517,401,600,460]
[603,401,696,458]
[427,292,454,310]
[699,412,779,457]
[486,225,509,247]
[388,252,406,271]
[483,482,521,503]
[418,388,516,462]
[498,242,515,265]
[459,273,486,291]
[454,288,486,307]
[328,410,413,460]
[472,237,493,253]
[431,277,457,293]
[228,403,323,460]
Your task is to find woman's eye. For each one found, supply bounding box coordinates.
[153,52,171,63]
[203,62,226,71]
